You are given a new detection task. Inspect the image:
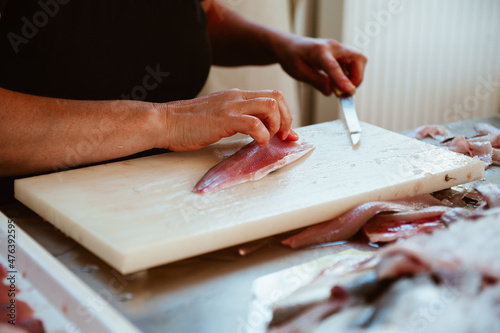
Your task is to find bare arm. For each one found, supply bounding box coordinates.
[0,87,295,177]
[0,87,162,176]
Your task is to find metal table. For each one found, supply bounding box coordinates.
[2,115,500,333]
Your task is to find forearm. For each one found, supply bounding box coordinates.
[205,0,288,66]
[0,88,163,176]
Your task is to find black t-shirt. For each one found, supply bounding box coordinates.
[0,0,212,203]
[0,0,211,101]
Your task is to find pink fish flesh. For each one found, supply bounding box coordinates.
[273,208,500,333]
[281,194,444,249]
[473,122,500,135]
[445,136,470,154]
[475,183,500,208]
[407,124,453,142]
[408,122,500,168]
[362,206,449,243]
[440,207,473,224]
[377,208,500,280]
[445,135,500,167]
[194,136,315,193]
[469,133,500,147]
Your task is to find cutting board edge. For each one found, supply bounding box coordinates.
[116,161,484,274]
[14,180,127,270]
[14,158,483,275]
[115,202,355,274]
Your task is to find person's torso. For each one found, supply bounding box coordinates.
[0,0,211,102]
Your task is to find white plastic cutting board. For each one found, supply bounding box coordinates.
[15,121,484,274]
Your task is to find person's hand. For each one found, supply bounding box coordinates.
[272,34,367,96]
[156,89,298,151]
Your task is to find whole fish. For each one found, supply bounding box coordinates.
[193,136,315,193]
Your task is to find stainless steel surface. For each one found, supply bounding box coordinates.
[339,95,362,146]
[1,204,373,333]
[2,114,500,333]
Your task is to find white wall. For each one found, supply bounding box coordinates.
[315,0,500,131]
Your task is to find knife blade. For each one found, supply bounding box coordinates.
[334,88,362,147]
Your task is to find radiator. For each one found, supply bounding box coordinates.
[335,0,500,131]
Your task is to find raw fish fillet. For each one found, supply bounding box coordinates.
[407,124,453,142]
[475,183,500,208]
[474,122,500,135]
[281,194,444,249]
[194,136,315,193]
[377,207,500,280]
[362,206,449,243]
[445,135,500,167]
[409,122,500,169]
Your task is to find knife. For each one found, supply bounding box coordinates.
[334,87,362,147]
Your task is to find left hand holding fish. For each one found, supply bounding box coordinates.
[155,88,298,152]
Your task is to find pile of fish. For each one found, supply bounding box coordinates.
[268,207,500,332]
[282,194,455,248]
[408,123,500,167]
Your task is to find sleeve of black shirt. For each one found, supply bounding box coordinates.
[0,0,8,14]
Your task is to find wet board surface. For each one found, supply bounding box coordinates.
[14,121,484,274]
